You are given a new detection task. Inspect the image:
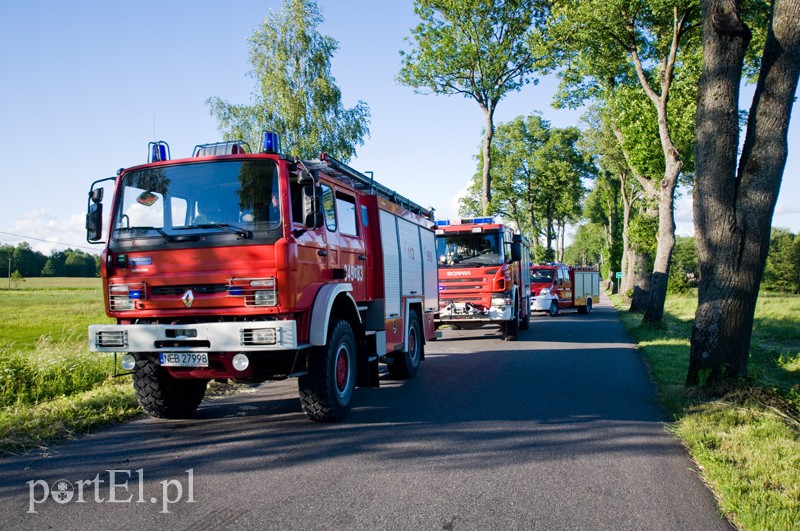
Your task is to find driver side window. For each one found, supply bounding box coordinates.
[321,184,336,231]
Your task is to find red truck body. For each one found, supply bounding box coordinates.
[433,217,530,340]
[86,134,438,422]
[530,263,600,317]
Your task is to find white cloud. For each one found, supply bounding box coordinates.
[3,210,95,255]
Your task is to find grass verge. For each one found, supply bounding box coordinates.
[610,292,800,530]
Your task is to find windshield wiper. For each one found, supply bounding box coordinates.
[186,223,252,239]
[117,226,171,241]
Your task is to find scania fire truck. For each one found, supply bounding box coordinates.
[86,132,438,422]
[530,263,600,316]
[434,217,530,340]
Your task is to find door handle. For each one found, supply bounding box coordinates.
[358,254,366,260]
[318,250,328,256]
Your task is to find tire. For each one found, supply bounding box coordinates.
[578,298,593,314]
[503,301,519,341]
[388,310,423,379]
[133,354,207,419]
[548,299,559,317]
[299,319,357,422]
[519,306,530,331]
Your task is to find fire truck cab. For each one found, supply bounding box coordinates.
[434,217,530,341]
[86,133,438,422]
[530,263,600,317]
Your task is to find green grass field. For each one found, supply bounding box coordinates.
[0,278,140,455]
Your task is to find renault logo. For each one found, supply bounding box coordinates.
[181,290,195,308]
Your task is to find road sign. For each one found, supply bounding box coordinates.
[615,271,622,279]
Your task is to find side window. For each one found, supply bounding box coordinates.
[321,184,336,231]
[336,192,358,236]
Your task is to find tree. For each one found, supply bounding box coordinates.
[398,0,546,216]
[458,115,592,254]
[546,0,701,323]
[207,0,370,161]
[687,0,800,385]
[10,270,25,289]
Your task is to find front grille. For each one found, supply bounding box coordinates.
[151,285,228,296]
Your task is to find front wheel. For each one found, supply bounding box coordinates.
[388,311,422,379]
[133,354,207,419]
[299,319,357,422]
[548,299,559,317]
[503,302,519,341]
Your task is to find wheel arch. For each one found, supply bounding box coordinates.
[309,283,361,346]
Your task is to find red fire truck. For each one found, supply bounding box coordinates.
[530,263,600,317]
[85,132,438,422]
[434,217,530,340]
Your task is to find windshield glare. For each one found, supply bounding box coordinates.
[531,268,555,282]
[113,160,280,240]
[436,232,505,266]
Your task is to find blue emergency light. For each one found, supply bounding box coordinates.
[147,141,170,163]
[262,131,281,154]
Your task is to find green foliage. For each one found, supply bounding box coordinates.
[0,244,98,279]
[458,114,592,248]
[564,222,606,271]
[399,0,548,213]
[667,236,699,293]
[762,228,799,294]
[398,0,544,102]
[207,0,370,161]
[10,270,25,289]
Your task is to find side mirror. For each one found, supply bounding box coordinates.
[510,241,522,263]
[86,202,103,241]
[302,184,324,229]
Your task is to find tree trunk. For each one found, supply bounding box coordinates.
[629,250,652,312]
[620,185,634,298]
[642,160,680,323]
[481,106,495,216]
[688,0,800,385]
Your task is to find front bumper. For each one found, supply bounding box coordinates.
[436,302,513,323]
[531,295,557,311]
[88,320,299,353]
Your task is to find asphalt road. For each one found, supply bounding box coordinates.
[0,293,732,530]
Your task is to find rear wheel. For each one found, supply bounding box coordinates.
[578,298,593,314]
[548,299,559,317]
[299,319,357,422]
[388,311,422,379]
[133,354,207,419]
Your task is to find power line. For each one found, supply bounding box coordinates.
[0,231,99,253]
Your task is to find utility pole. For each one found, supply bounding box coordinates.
[7,257,10,290]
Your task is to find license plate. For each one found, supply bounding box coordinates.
[160,352,209,367]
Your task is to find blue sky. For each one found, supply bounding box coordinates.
[1,1,798,255]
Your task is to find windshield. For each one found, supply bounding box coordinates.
[112,160,280,242]
[436,231,505,267]
[531,268,555,282]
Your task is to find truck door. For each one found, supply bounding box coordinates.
[558,266,573,307]
[333,189,367,302]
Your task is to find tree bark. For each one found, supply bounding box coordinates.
[688,0,800,385]
[629,250,653,312]
[481,105,496,216]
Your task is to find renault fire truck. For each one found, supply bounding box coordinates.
[86,132,438,422]
[530,263,600,316]
[434,217,530,340]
